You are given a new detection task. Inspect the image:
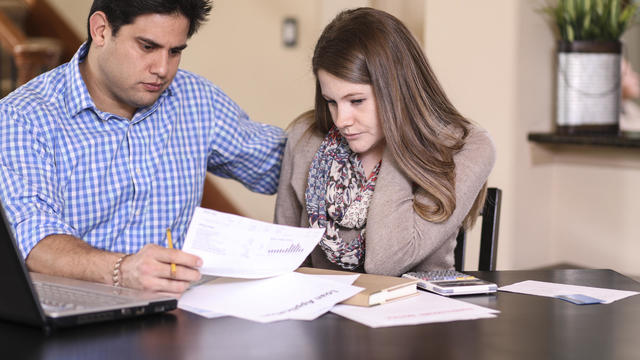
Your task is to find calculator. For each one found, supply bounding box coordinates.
[402,270,497,296]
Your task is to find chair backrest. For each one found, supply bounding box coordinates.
[454,187,502,271]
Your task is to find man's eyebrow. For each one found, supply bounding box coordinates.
[172,44,188,52]
[137,36,161,48]
[136,37,187,51]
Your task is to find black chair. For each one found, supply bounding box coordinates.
[454,187,502,271]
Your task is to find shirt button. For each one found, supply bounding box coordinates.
[136,168,142,175]
[135,210,141,216]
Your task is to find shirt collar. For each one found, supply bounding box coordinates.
[64,43,93,117]
[64,42,175,121]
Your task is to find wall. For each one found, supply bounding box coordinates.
[372,0,425,43]
[550,148,640,274]
[46,0,90,40]
[426,0,640,277]
[526,4,640,277]
[180,0,322,221]
[424,0,558,271]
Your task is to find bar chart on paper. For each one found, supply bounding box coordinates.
[268,243,304,255]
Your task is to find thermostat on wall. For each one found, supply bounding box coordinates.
[282,17,298,47]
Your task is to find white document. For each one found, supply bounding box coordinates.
[179,272,363,323]
[182,207,325,278]
[178,303,226,319]
[331,291,498,328]
[287,274,362,318]
[179,273,360,320]
[499,280,639,304]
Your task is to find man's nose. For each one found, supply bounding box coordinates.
[150,52,169,78]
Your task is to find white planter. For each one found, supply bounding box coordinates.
[556,41,621,134]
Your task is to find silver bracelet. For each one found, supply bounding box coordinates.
[112,254,129,287]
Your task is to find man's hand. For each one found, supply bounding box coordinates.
[26,235,202,297]
[120,244,202,296]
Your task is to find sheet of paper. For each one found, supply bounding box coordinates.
[331,291,498,328]
[499,280,640,304]
[178,303,227,319]
[284,274,361,320]
[179,273,360,320]
[182,207,325,278]
[179,272,363,323]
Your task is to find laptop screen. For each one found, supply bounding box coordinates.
[0,197,178,330]
[0,203,48,327]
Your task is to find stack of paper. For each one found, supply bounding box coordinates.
[179,208,363,322]
[179,272,363,322]
[177,208,499,326]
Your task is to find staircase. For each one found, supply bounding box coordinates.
[0,0,81,96]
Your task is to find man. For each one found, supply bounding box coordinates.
[0,0,285,296]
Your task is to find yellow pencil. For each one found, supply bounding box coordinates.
[166,228,177,278]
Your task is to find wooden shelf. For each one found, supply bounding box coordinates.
[528,132,640,148]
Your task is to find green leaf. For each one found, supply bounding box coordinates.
[583,11,591,32]
[567,24,575,41]
[610,0,620,37]
[596,0,604,17]
[543,0,638,41]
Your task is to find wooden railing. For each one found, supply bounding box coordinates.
[22,0,82,62]
[0,0,65,89]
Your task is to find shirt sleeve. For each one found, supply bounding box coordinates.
[273,120,308,226]
[206,86,286,195]
[364,128,497,276]
[0,106,78,259]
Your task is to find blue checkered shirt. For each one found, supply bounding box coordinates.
[0,44,286,258]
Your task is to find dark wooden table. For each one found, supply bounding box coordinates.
[1,269,639,360]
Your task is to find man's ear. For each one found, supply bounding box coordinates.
[88,11,111,47]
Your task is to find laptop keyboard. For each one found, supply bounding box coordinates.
[34,281,132,312]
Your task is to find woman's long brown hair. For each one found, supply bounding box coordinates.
[310,7,485,228]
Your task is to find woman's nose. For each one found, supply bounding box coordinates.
[333,106,354,129]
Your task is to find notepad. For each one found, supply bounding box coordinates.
[296,267,418,306]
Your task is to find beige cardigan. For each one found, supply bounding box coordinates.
[274,118,496,276]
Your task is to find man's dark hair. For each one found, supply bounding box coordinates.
[86,0,212,47]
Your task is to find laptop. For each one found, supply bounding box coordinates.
[0,203,177,330]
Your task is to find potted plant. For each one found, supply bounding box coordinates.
[544,0,638,134]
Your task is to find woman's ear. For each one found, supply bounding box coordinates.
[88,11,110,47]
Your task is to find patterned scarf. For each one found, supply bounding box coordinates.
[305,127,381,270]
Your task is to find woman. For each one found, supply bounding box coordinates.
[275,8,495,276]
